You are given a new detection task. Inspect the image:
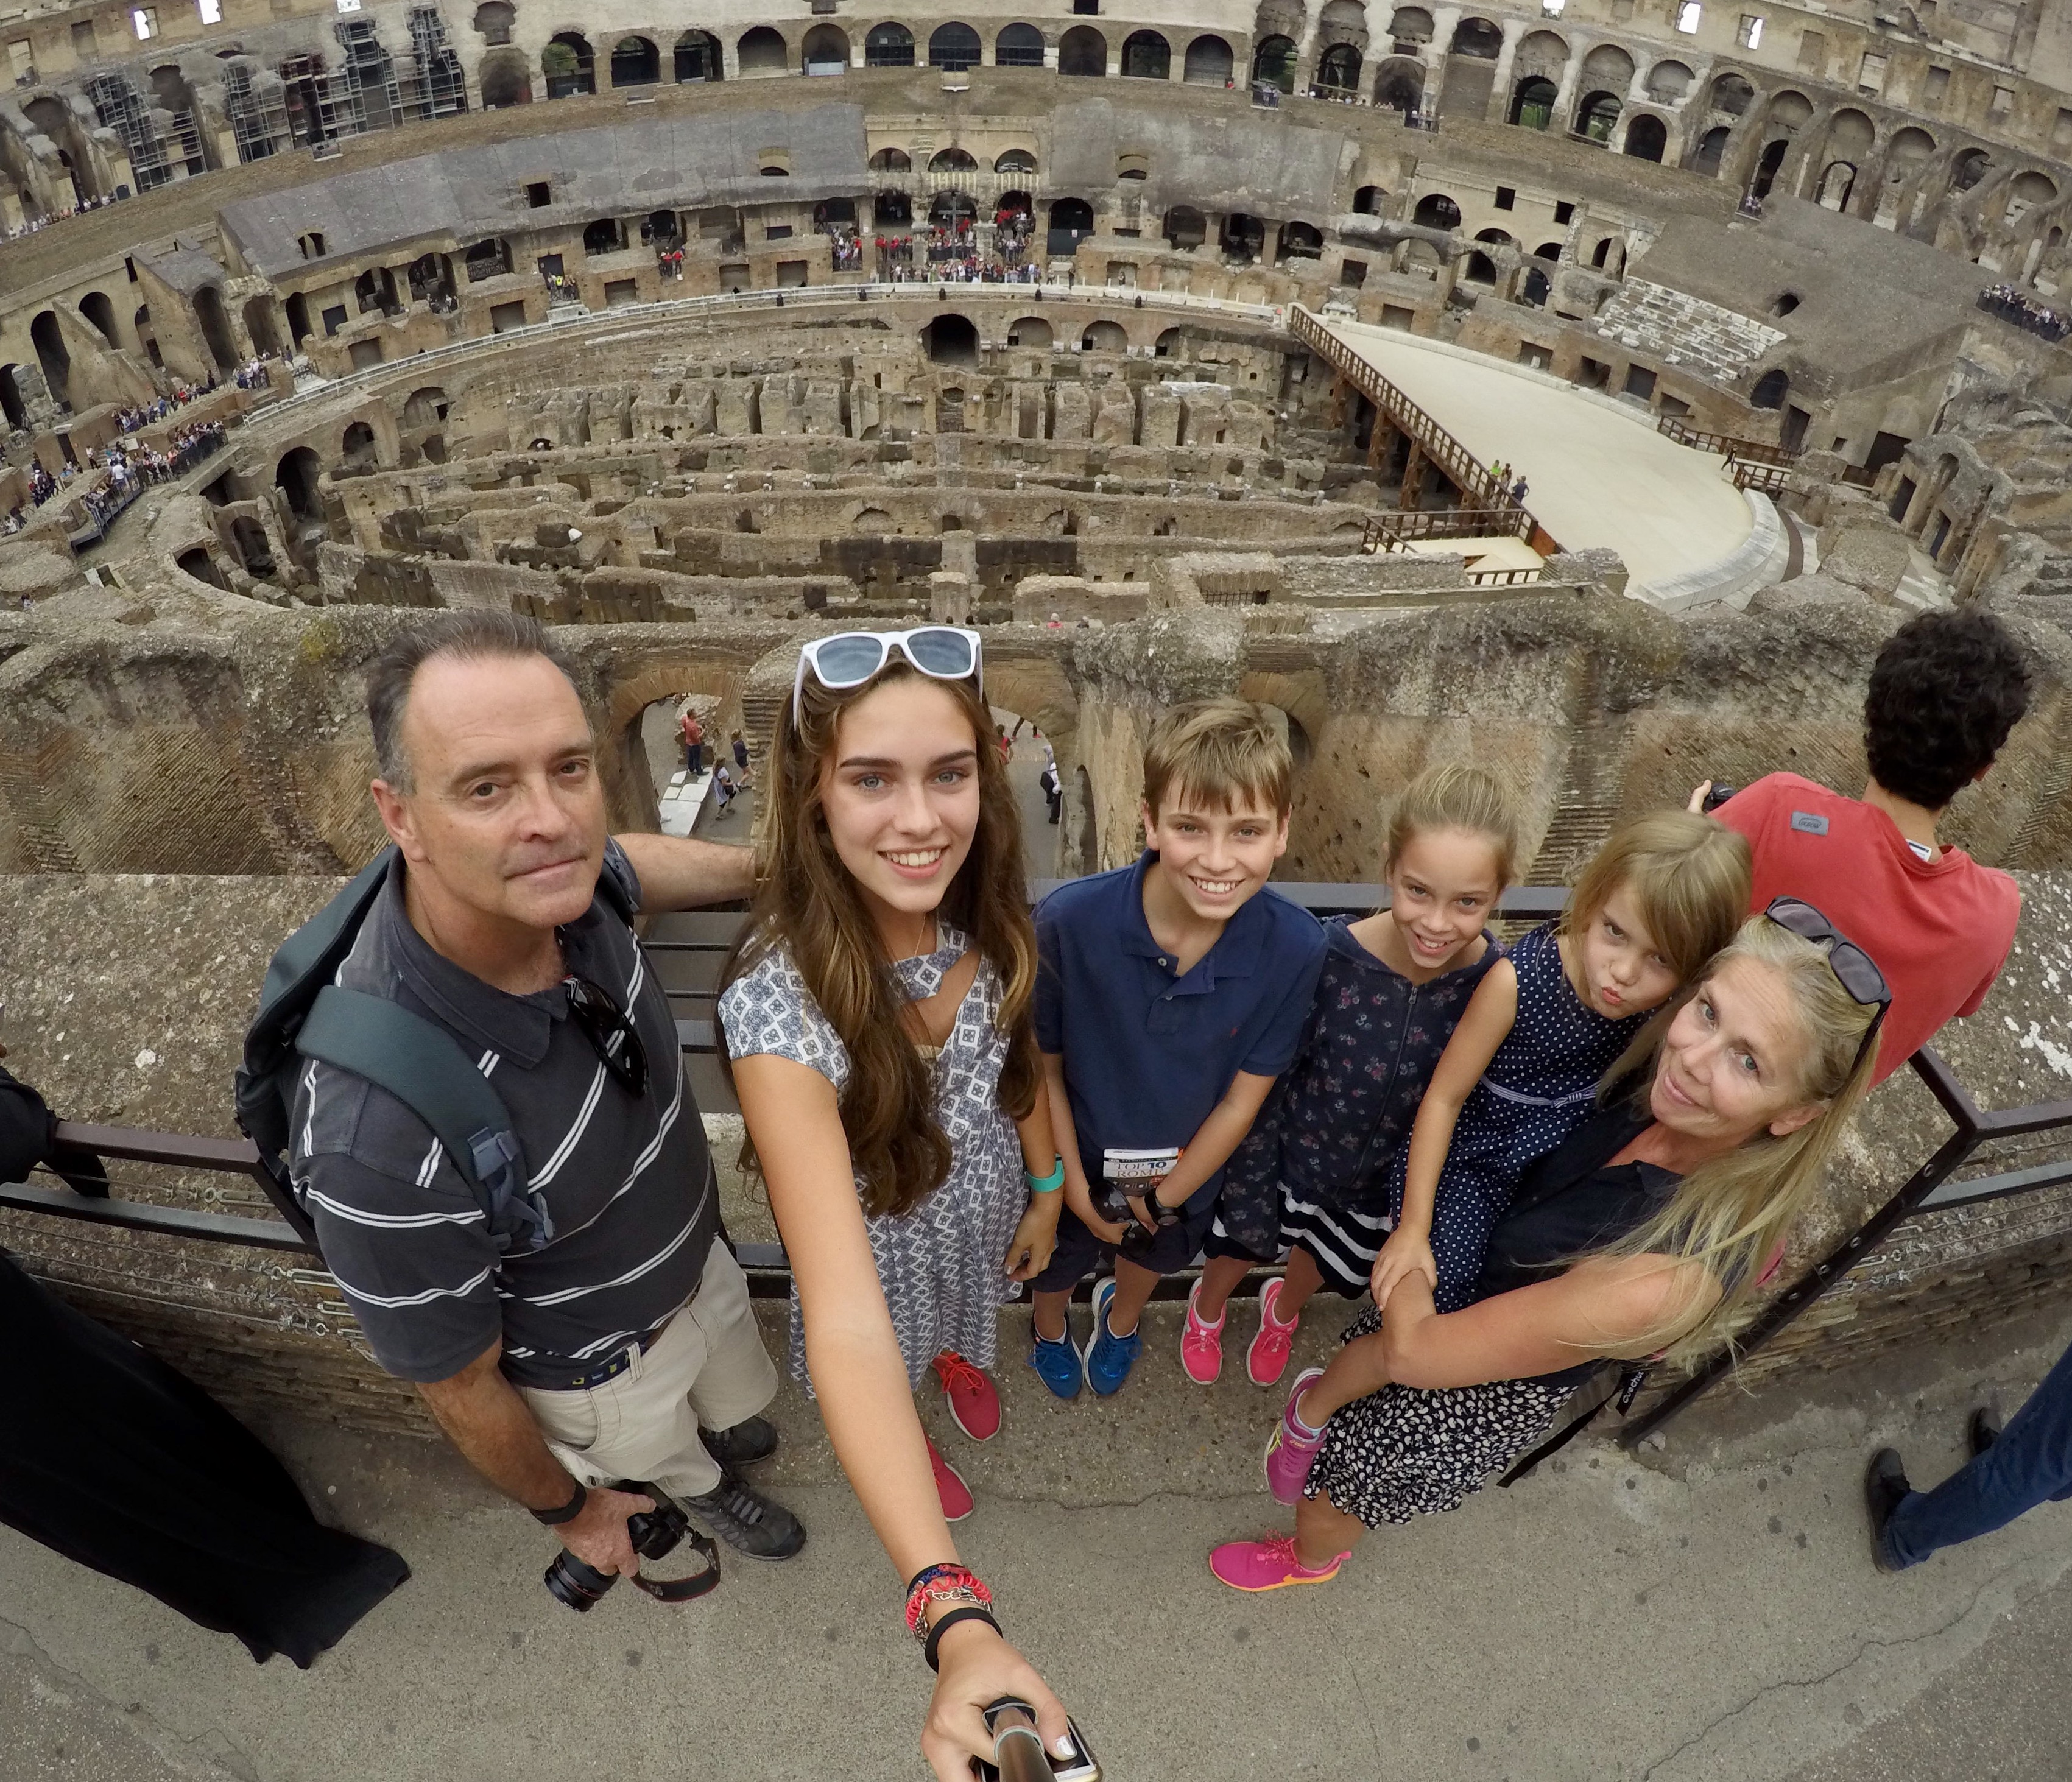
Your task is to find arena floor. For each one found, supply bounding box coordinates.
[1319,317,1766,603]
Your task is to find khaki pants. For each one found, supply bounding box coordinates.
[520,1239,776,1504]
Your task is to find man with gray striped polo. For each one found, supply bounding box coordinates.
[291,611,802,1590]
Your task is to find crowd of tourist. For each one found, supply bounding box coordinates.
[869,211,1042,283]
[1978,283,2070,342]
[77,418,227,528]
[823,222,865,272]
[1,190,124,242]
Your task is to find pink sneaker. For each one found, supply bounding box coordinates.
[1246,1276,1300,1387]
[1263,1366,1327,1506]
[1181,1280,1224,1386]
[1209,1533,1349,1593]
[928,1438,974,1522]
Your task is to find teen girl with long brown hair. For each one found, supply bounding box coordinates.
[717,628,1078,1780]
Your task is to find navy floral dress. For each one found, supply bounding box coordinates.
[1210,917,1505,1294]
[1383,920,1649,1311]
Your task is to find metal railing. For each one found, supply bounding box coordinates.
[5,879,2068,1448]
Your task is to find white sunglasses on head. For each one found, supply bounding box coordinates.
[791,627,985,724]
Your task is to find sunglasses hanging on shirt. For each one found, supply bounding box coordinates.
[562,974,650,1098]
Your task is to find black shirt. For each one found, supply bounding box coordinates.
[1473,1094,1682,1386]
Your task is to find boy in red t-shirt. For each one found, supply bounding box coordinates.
[1694,608,2032,1085]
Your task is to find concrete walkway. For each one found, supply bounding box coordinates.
[1319,319,1757,602]
[5,1281,2071,1782]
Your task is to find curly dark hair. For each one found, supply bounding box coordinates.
[1864,608,2032,811]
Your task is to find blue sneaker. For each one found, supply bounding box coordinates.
[1083,1278,1142,1397]
[1029,1322,1084,1401]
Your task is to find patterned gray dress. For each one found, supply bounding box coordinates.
[717,923,1029,1390]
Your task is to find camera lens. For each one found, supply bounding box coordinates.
[544,1550,616,1611]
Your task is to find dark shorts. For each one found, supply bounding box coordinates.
[1028,1199,1217,1293]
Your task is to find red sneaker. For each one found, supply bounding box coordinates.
[933,1350,1002,1442]
[928,1437,974,1522]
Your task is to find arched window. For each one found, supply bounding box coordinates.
[995,22,1044,66]
[1624,114,1668,161]
[583,217,625,253]
[870,146,912,172]
[1708,72,1753,115]
[1750,368,1789,409]
[1163,205,1207,248]
[1082,320,1127,353]
[1317,43,1361,91]
[609,36,658,85]
[1059,25,1105,75]
[1183,35,1232,84]
[542,32,594,98]
[1576,90,1621,143]
[928,22,980,68]
[1412,192,1461,230]
[1521,267,1549,307]
[472,2,513,44]
[1277,221,1323,262]
[1007,315,1053,348]
[802,26,848,71]
[480,46,530,105]
[1692,124,1729,175]
[1353,184,1386,214]
[1374,66,1422,115]
[865,23,915,66]
[1510,75,1556,129]
[1121,30,1169,77]
[1450,16,1502,56]
[995,148,1037,174]
[1250,34,1297,91]
[1048,196,1094,253]
[674,30,721,81]
[738,26,787,72]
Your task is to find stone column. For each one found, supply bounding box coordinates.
[1549,40,1586,135]
[1486,15,1528,124]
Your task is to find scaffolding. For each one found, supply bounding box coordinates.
[334,21,401,133]
[222,62,284,164]
[406,7,468,121]
[85,71,173,192]
[277,50,368,150]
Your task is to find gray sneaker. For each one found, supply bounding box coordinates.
[684,1470,806,1562]
[700,1415,778,1468]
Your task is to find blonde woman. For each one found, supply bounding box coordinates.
[1213,903,1885,1589]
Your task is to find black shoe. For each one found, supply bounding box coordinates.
[1865,1448,1911,1574]
[1968,1406,2001,1458]
[701,1415,779,1468]
[684,1470,806,1562]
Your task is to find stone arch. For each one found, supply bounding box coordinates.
[674,30,722,81]
[1007,315,1052,348]
[1948,147,1992,194]
[926,313,979,365]
[929,21,981,68]
[1578,43,1635,91]
[1708,70,1753,115]
[480,46,532,105]
[609,35,658,85]
[1510,74,1557,129]
[402,386,449,428]
[0,365,25,430]
[740,26,790,72]
[1387,7,1434,48]
[1691,124,1730,175]
[1450,15,1502,57]
[1059,26,1106,76]
[542,31,594,97]
[1163,204,1207,248]
[1250,33,1298,90]
[1576,91,1622,143]
[1353,185,1387,214]
[1278,221,1323,262]
[275,446,323,520]
[1816,160,1856,210]
[340,420,379,470]
[929,146,977,172]
[601,652,756,834]
[1412,192,1461,230]
[1373,60,1422,115]
[1750,367,1788,409]
[30,309,69,407]
[242,296,282,355]
[1183,33,1233,84]
[1317,43,1362,93]
[996,22,1045,66]
[1121,30,1170,79]
[1646,59,1693,103]
[79,290,119,347]
[472,1,513,43]
[1624,114,1668,161]
[1081,319,1127,352]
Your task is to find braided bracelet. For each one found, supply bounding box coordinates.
[905,1562,993,1643]
[924,1605,1001,1673]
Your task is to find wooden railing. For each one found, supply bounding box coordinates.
[1292,306,1561,554]
[1657,414,1797,468]
[1358,505,1534,552]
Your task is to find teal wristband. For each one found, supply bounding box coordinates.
[1025,1155,1066,1194]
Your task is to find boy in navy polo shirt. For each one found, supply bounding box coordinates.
[1027,698,1327,1398]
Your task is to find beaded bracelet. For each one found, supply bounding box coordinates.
[905,1562,994,1643]
[924,1605,1001,1674]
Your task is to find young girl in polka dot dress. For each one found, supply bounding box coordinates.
[1367,809,1754,1318]
[1261,810,1751,1499]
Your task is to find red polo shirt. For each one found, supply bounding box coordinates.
[1714,773,2019,1085]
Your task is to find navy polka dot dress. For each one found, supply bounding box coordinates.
[1385,921,1648,1310]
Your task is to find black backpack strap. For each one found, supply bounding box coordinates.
[1496,1364,1651,1489]
[295,986,551,1253]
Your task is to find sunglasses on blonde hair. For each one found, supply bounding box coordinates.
[1761,896,1891,1082]
[791,627,984,725]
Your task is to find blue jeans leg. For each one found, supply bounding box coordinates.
[1881,1335,2072,1569]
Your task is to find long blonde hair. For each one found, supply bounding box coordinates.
[719,659,1040,1219]
[1596,917,1881,1367]
[1562,809,1750,988]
